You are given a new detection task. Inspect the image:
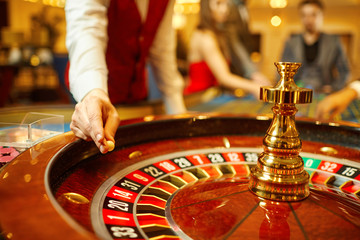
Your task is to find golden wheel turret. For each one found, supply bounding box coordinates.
[249,62,313,201]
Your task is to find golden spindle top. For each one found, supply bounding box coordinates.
[275,62,301,80]
[260,62,313,104]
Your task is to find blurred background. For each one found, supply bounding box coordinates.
[0,0,359,108]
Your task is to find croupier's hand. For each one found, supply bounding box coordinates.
[70,89,120,154]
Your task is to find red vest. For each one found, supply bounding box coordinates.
[106,0,169,104]
[65,0,169,103]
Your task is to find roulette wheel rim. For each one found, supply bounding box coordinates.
[0,114,360,240]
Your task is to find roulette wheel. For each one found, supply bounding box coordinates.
[0,63,360,240]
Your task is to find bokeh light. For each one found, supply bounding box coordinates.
[271,15,282,27]
[269,0,288,8]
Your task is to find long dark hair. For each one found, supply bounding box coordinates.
[198,0,218,31]
[298,0,324,10]
[197,0,229,56]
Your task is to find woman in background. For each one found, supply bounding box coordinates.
[184,0,270,97]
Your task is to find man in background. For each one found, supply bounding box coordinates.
[281,0,351,93]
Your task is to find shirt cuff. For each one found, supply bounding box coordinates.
[70,70,108,102]
[163,91,187,114]
[349,81,360,99]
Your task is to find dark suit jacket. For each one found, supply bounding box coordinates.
[281,33,350,92]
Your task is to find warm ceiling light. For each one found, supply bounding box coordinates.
[174,3,185,14]
[176,0,200,3]
[271,15,282,27]
[24,0,65,8]
[269,0,287,8]
[172,14,187,29]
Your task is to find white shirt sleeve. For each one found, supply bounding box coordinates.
[148,0,187,114]
[349,80,360,99]
[65,0,109,102]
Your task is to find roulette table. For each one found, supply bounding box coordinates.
[0,114,360,239]
[189,93,360,123]
[1,62,360,240]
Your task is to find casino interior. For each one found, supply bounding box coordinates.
[0,0,360,239]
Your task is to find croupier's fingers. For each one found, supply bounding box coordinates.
[103,110,120,153]
[84,102,107,151]
[71,102,94,140]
